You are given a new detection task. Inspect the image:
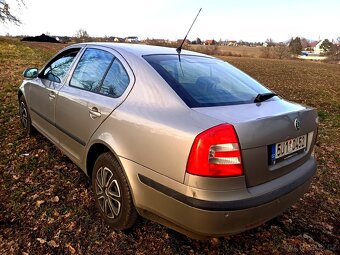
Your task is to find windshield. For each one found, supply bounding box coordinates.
[143,54,276,107]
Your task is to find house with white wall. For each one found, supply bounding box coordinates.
[314,39,326,54]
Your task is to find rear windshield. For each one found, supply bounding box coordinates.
[143,54,274,107]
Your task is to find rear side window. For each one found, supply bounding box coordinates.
[143,55,274,107]
[70,48,130,97]
[100,59,130,97]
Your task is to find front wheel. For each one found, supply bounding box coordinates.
[19,95,34,136]
[92,152,137,230]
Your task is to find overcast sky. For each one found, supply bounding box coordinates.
[1,0,339,42]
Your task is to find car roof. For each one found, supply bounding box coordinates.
[72,42,209,58]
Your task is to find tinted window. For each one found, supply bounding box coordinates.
[100,59,130,97]
[70,49,113,91]
[42,49,79,83]
[143,55,275,107]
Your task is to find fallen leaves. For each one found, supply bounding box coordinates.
[66,243,76,254]
[66,221,76,231]
[51,196,59,203]
[210,237,221,246]
[36,238,46,244]
[35,200,45,207]
[36,238,59,248]
[12,174,20,180]
[47,240,59,248]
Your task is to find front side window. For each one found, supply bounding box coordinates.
[143,55,275,107]
[70,48,114,91]
[42,49,80,83]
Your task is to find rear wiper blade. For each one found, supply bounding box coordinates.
[254,93,277,103]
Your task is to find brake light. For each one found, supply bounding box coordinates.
[186,124,243,177]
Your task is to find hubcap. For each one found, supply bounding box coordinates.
[95,166,121,219]
[20,101,28,128]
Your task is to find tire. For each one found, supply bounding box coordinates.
[19,95,35,136]
[92,152,137,230]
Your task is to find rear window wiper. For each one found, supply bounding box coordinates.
[254,93,277,103]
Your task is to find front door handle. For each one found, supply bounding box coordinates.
[89,107,101,119]
[49,91,56,101]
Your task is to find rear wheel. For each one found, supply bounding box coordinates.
[92,152,137,230]
[19,95,34,136]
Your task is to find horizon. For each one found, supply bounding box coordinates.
[1,0,339,42]
[6,33,336,44]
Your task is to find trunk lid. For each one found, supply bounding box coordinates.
[193,99,318,187]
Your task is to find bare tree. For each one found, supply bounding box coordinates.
[0,0,24,24]
[74,29,91,43]
[300,37,310,49]
[265,38,275,47]
[273,43,290,59]
[260,47,271,58]
[260,43,290,59]
[327,38,340,61]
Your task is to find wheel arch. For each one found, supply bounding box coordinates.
[86,142,110,178]
[86,142,124,180]
[18,82,28,101]
[86,142,138,208]
[18,89,24,100]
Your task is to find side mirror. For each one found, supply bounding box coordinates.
[23,68,38,78]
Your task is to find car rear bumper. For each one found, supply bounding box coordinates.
[124,156,316,238]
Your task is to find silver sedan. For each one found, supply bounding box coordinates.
[18,43,318,238]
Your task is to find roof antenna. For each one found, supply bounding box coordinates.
[176,8,202,55]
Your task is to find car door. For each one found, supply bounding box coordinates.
[55,46,134,165]
[28,47,82,143]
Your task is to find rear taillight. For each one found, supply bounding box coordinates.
[186,124,243,177]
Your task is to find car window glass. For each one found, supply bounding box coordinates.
[42,50,79,83]
[144,55,273,107]
[99,58,130,97]
[70,48,114,91]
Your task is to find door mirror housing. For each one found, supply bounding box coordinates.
[23,68,38,78]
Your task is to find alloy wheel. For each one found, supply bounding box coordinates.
[20,101,28,129]
[95,166,121,219]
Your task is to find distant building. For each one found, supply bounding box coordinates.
[113,37,124,42]
[313,40,326,54]
[227,40,237,46]
[204,39,216,45]
[55,36,71,43]
[125,36,139,43]
[309,41,318,48]
[218,40,228,45]
[146,39,171,44]
[177,39,191,45]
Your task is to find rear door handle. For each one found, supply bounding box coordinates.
[89,107,101,119]
[49,91,56,101]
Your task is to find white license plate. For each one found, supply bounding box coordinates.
[274,134,307,160]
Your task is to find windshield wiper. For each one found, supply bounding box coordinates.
[254,92,277,103]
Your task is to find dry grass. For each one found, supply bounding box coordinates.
[0,38,339,254]
[188,45,263,58]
